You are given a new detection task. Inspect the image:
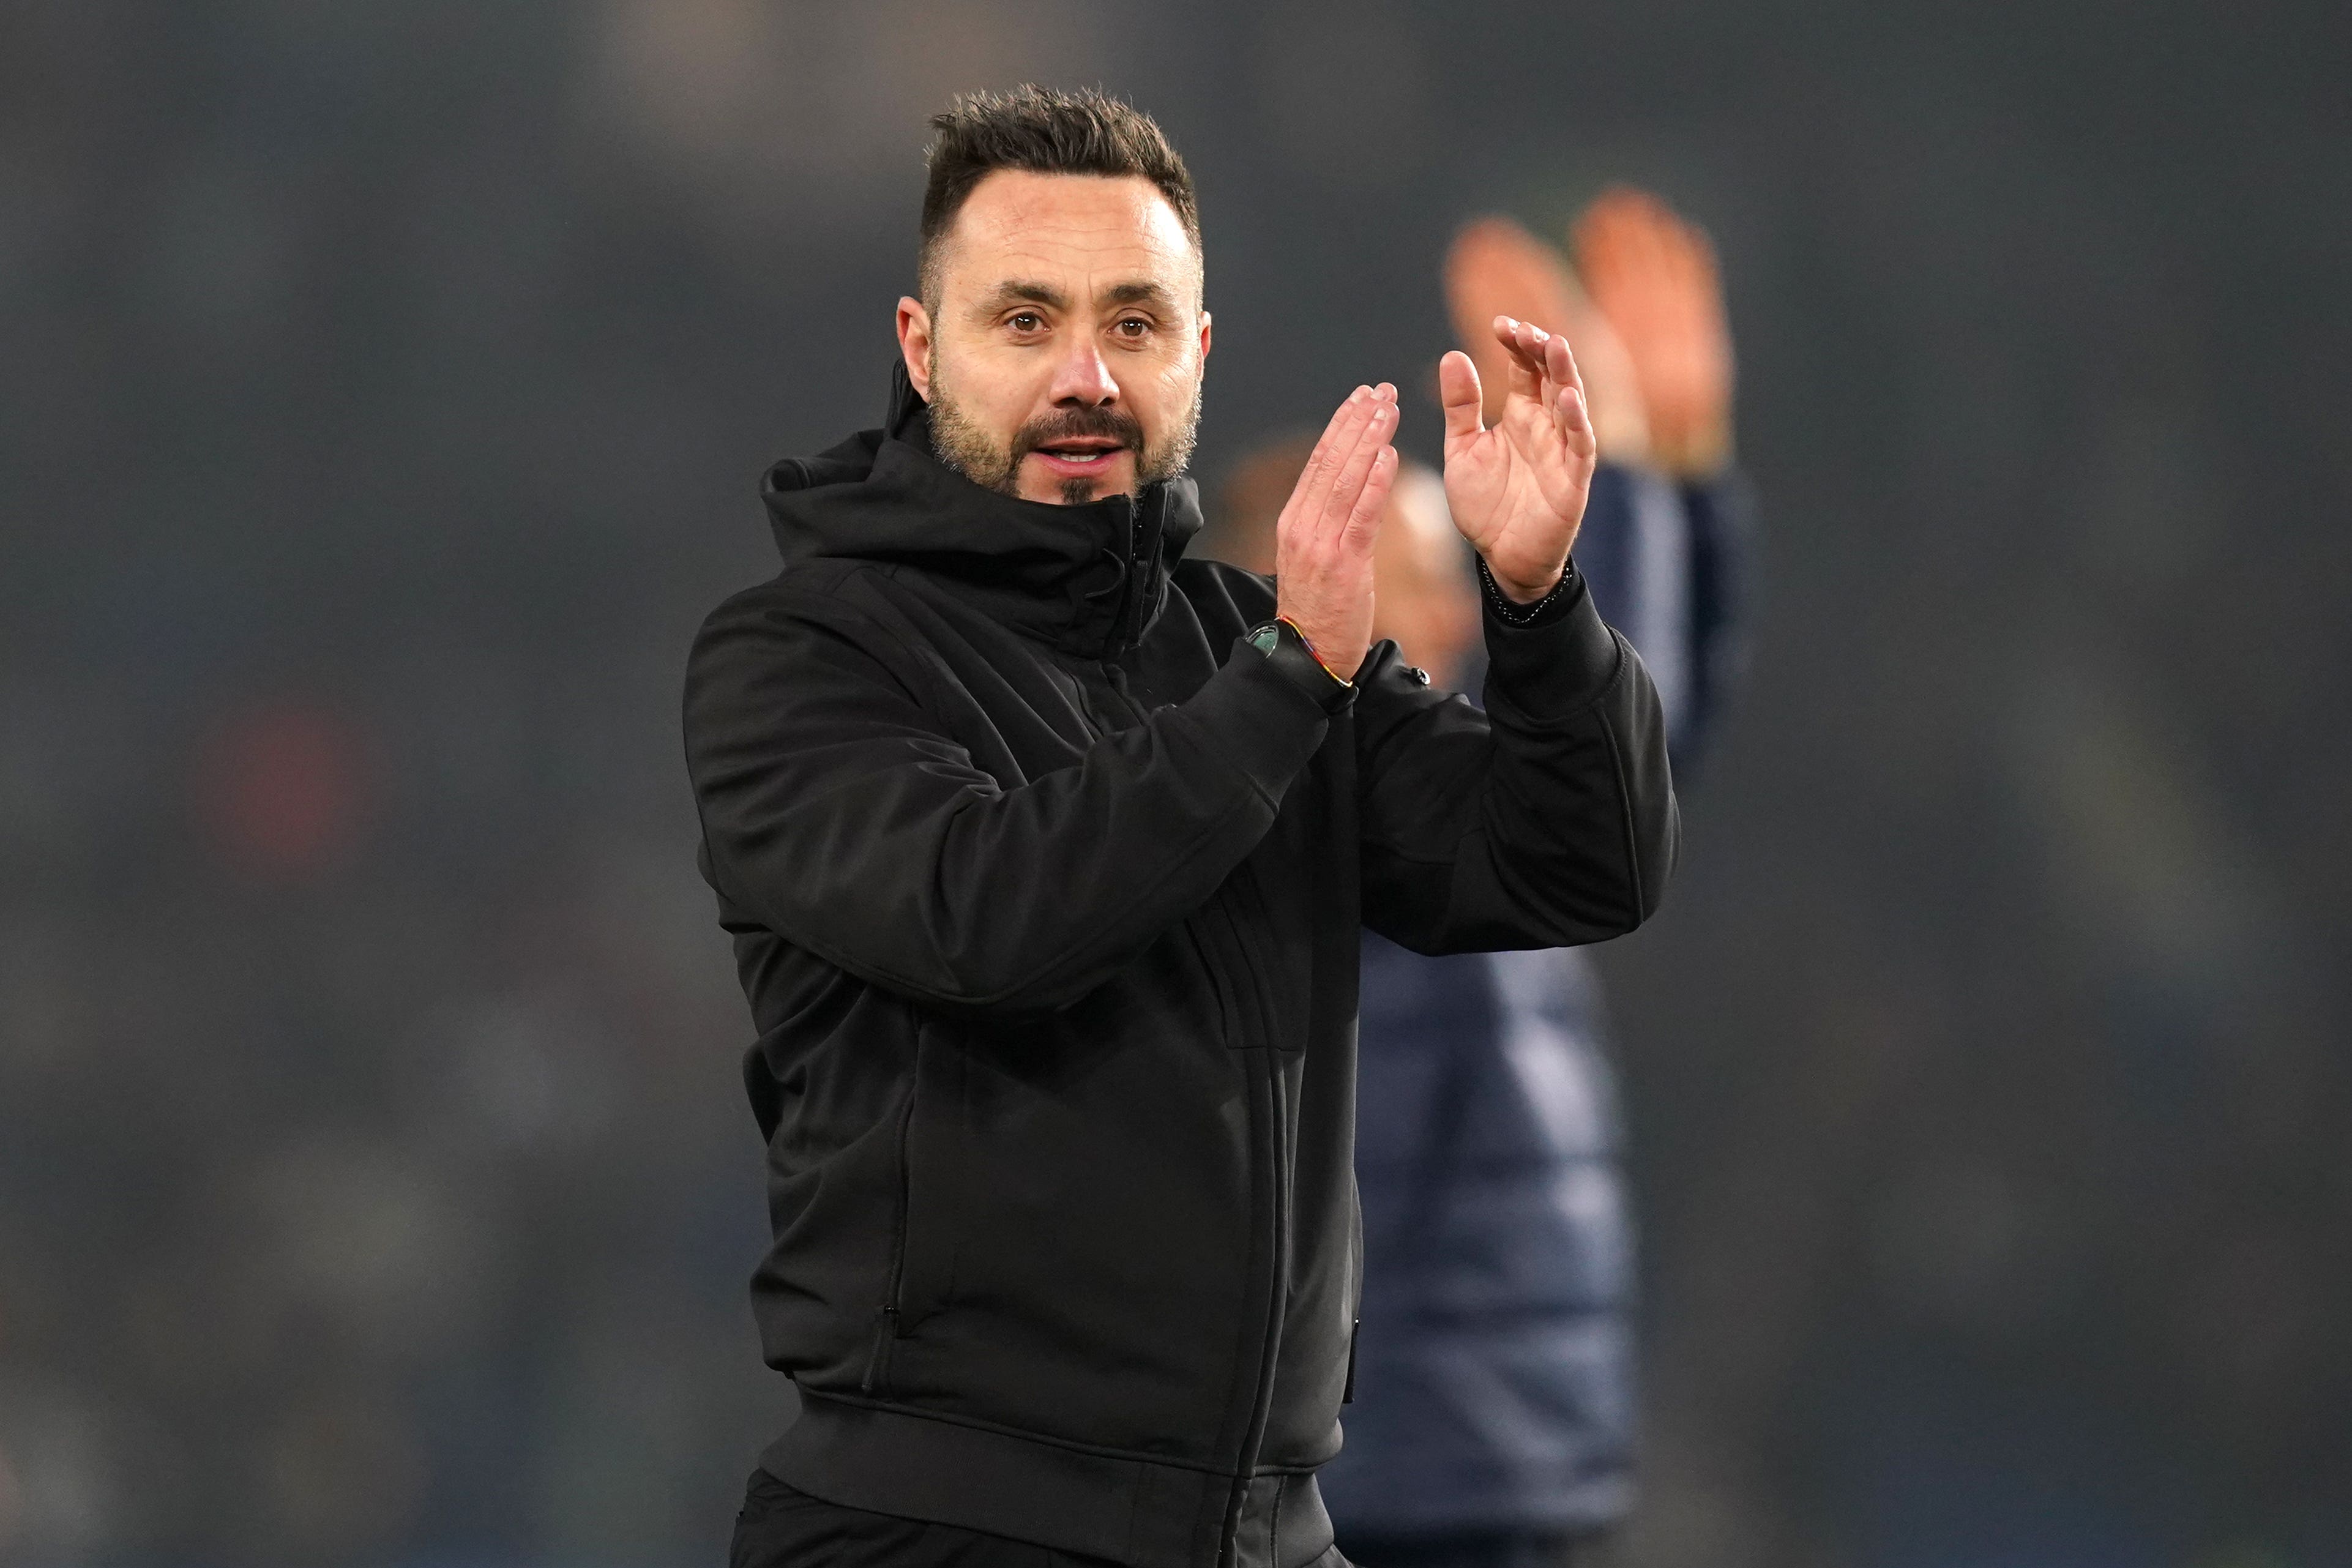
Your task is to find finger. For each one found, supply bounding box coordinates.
[1545,348,1572,444]
[1545,332,1596,454]
[1297,385,1395,550]
[1324,390,1400,536]
[1329,385,1398,517]
[1556,382,1595,459]
[1341,444,1399,551]
[1438,350,1483,447]
[1510,319,1572,431]
[1491,316,1546,403]
[1558,389,1597,462]
[1544,330,1586,425]
[1290,385,1376,533]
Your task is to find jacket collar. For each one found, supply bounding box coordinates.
[761,362,1203,662]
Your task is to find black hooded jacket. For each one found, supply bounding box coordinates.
[682,368,1679,1568]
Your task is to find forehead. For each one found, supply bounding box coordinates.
[938,169,1200,304]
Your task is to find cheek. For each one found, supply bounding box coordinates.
[1134,353,1203,424]
[939,342,1051,432]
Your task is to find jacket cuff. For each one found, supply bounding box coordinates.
[1249,621,1358,714]
[1477,555,1581,628]
[1480,565,1624,720]
[1184,640,1341,803]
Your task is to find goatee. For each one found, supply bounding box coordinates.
[927,370,1201,501]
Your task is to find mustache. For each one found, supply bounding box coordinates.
[1010,405,1147,461]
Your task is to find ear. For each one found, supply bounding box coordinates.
[896,296,933,401]
[1197,308,1212,367]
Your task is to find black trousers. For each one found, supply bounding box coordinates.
[731,1471,1359,1568]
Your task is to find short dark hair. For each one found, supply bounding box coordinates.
[919,86,1201,308]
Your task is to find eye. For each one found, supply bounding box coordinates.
[1006,311,1045,334]
[1113,317,1152,339]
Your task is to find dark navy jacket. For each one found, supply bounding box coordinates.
[1319,465,1751,1539]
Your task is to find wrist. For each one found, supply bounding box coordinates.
[1244,618,1356,713]
[1476,556,1581,629]
[1279,618,1354,683]
[1484,559,1565,605]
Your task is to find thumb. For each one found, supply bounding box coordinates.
[1438,350,1483,453]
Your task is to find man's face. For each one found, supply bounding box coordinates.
[897,170,1211,506]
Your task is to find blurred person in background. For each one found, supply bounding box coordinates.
[682,88,1678,1568]
[1202,190,1749,1568]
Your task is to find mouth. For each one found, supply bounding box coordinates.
[1028,439,1132,477]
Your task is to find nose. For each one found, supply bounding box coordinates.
[1046,337,1119,408]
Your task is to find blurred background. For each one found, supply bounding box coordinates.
[4,1,2350,1564]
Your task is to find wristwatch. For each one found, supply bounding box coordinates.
[1244,618,1354,712]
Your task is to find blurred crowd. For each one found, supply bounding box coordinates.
[6,2,2352,1566]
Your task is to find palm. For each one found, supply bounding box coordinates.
[1439,319,1597,599]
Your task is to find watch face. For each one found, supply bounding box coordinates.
[1245,622,1282,656]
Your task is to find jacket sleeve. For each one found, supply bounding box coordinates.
[1356,568,1679,955]
[682,585,1336,1016]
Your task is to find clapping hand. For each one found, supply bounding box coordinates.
[1443,215,1650,463]
[1271,383,1400,681]
[1438,319,1597,603]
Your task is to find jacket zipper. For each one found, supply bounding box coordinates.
[1100,692,1290,1564]
[1100,490,1162,662]
[1095,498,1289,1562]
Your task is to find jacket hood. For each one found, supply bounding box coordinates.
[760,362,1207,660]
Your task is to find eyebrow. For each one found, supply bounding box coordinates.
[977,280,1070,313]
[973,278,1181,315]
[1102,280,1178,311]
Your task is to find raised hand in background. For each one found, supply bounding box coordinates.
[1572,186,1735,480]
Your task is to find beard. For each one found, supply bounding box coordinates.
[927,360,1202,503]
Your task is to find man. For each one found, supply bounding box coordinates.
[1209,198,1749,1568]
[682,87,1678,1568]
